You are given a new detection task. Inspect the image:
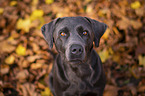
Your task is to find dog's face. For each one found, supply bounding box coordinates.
[41,17,107,64]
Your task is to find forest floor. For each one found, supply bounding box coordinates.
[0,0,145,96]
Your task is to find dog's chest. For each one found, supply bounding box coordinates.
[66,64,92,86]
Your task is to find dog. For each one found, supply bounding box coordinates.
[41,17,107,96]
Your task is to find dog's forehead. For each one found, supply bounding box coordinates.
[56,17,91,29]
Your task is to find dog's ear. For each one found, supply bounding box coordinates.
[41,18,61,49]
[84,17,107,47]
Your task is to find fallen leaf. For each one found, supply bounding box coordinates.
[20,83,40,96]
[102,28,110,39]
[45,0,54,4]
[0,8,4,14]
[37,82,45,89]
[22,60,29,68]
[0,41,16,53]
[30,9,44,21]
[131,1,141,9]
[117,17,130,30]
[98,8,108,17]
[104,85,118,96]
[0,92,4,96]
[135,7,144,16]
[98,49,109,63]
[27,55,41,63]
[15,44,26,56]
[41,87,52,96]
[86,5,93,13]
[130,20,142,29]
[138,55,145,67]
[10,1,17,6]
[16,18,31,32]
[31,63,43,69]
[138,85,145,93]
[5,55,15,65]
[30,43,40,52]
[0,65,10,75]
[16,70,29,80]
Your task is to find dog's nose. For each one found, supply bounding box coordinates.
[70,44,83,55]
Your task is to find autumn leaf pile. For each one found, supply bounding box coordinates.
[0,0,145,96]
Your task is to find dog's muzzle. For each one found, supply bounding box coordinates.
[65,44,85,63]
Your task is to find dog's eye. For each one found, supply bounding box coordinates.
[83,31,88,36]
[60,32,66,36]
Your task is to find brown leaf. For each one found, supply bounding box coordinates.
[138,85,145,93]
[20,83,40,96]
[117,17,130,30]
[0,41,16,53]
[31,63,43,70]
[104,85,119,96]
[130,20,142,29]
[27,55,41,63]
[16,70,29,81]
[0,65,10,75]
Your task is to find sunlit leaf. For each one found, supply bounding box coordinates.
[16,44,26,56]
[41,87,52,96]
[102,28,110,39]
[131,1,141,9]
[32,0,39,6]
[31,63,42,69]
[138,55,145,67]
[0,8,4,14]
[98,49,109,63]
[7,36,14,41]
[16,18,31,32]
[86,5,93,13]
[10,1,17,6]
[56,12,64,18]
[98,9,108,17]
[30,9,44,21]
[45,0,54,4]
[5,55,15,65]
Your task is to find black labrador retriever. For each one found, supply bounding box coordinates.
[41,17,107,96]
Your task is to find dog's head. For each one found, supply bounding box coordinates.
[41,17,107,64]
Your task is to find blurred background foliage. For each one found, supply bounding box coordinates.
[0,0,145,96]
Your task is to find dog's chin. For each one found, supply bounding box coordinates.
[68,59,83,64]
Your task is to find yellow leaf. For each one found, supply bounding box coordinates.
[5,55,15,65]
[102,28,110,39]
[98,49,109,63]
[41,87,52,96]
[112,55,120,63]
[45,0,54,4]
[7,36,14,41]
[10,1,17,6]
[56,12,64,18]
[16,44,26,56]
[0,8,4,14]
[30,9,44,21]
[138,55,145,67]
[16,18,31,32]
[131,1,141,9]
[32,0,38,6]
[98,9,108,17]
[86,5,93,13]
